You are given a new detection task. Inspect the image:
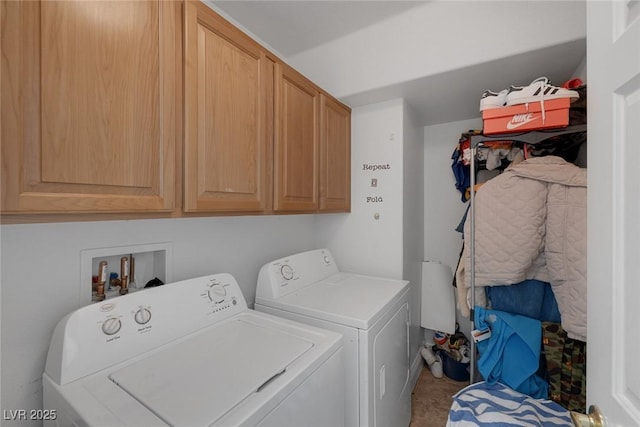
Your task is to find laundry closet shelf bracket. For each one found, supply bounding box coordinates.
[469,124,587,148]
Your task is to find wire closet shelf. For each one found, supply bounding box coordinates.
[467,124,587,383]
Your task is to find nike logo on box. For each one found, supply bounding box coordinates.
[506,113,539,130]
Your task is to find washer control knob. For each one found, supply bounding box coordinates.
[208,284,226,303]
[323,255,331,265]
[102,317,121,336]
[134,307,152,325]
[280,264,294,280]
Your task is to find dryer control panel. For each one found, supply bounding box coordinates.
[256,249,339,299]
[45,273,248,386]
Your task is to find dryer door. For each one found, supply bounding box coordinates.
[372,301,410,427]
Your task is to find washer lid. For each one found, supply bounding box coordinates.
[263,273,409,329]
[109,318,313,426]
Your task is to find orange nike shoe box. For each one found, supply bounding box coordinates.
[482,98,570,135]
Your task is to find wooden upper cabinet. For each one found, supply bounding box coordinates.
[320,95,351,212]
[183,2,272,213]
[1,1,178,213]
[274,63,320,212]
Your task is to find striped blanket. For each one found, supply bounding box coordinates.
[447,381,571,426]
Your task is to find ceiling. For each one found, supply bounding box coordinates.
[211,1,586,126]
[212,1,426,57]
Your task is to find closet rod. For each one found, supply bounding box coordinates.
[469,124,587,148]
[469,145,477,384]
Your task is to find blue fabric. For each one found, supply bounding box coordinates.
[539,285,562,322]
[486,280,562,322]
[451,146,470,202]
[474,307,549,399]
[447,381,571,427]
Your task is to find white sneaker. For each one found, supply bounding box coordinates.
[430,353,444,379]
[506,76,579,106]
[421,346,443,378]
[421,345,437,365]
[479,89,509,112]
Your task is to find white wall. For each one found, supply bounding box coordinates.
[424,117,483,339]
[424,118,481,270]
[574,56,588,82]
[402,102,425,376]
[288,1,586,99]
[0,215,317,425]
[317,98,425,387]
[316,99,405,279]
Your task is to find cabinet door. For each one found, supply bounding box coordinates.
[320,95,351,212]
[183,2,272,212]
[1,1,177,213]
[274,64,319,212]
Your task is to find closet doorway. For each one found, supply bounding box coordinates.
[587,1,640,425]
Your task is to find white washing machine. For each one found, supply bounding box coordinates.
[255,249,411,427]
[43,273,344,427]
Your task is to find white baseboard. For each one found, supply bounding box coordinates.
[409,348,424,391]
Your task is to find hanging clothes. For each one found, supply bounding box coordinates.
[451,132,475,202]
[542,322,587,413]
[451,131,523,202]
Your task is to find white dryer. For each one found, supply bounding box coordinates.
[255,249,411,427]
[43,273,344,427]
